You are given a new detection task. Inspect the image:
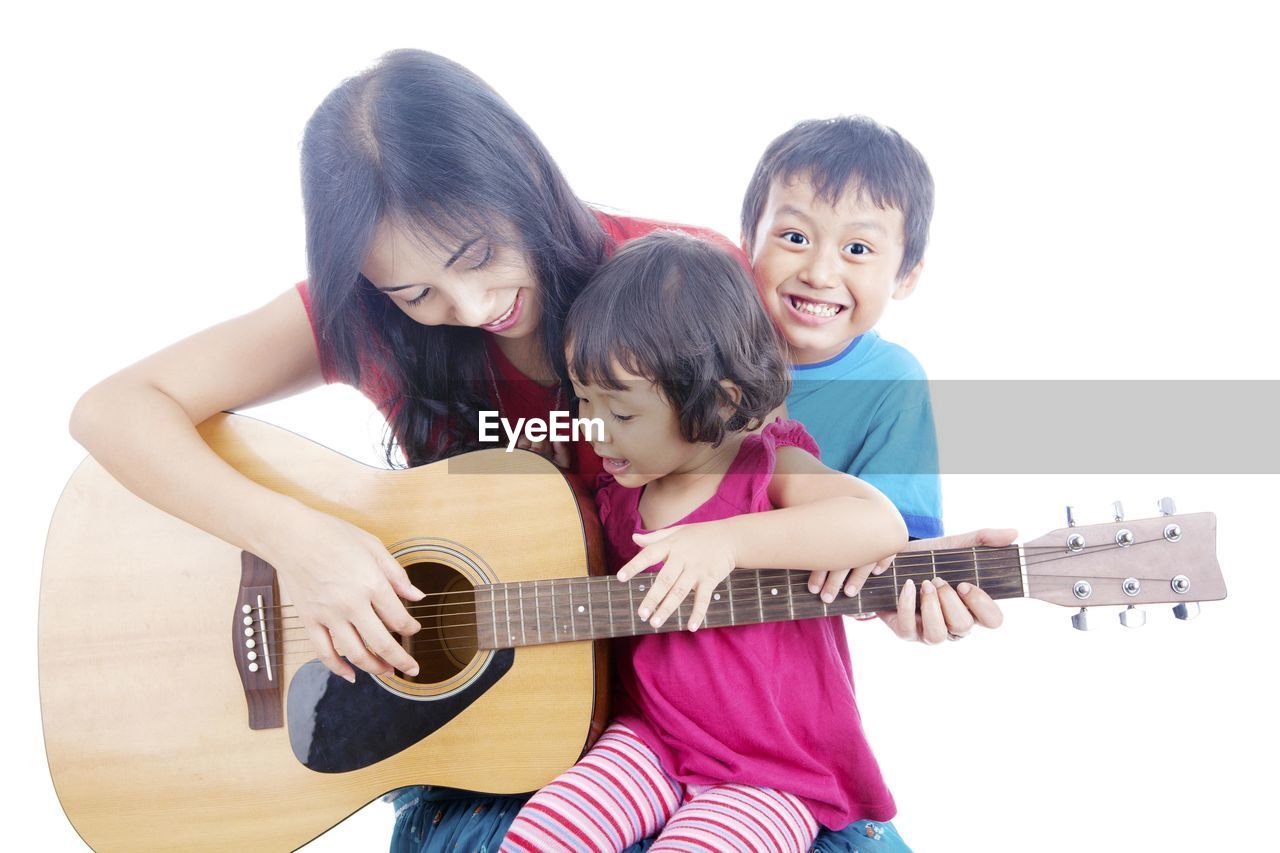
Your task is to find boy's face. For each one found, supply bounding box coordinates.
[748,175,922,364]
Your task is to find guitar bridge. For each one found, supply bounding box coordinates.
[233,552,283,729]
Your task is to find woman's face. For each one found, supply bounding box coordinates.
[361,219,541,338]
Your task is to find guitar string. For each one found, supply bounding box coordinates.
[248,536,1157,616]
[245,547,1194,664]
[253,535,1172,624]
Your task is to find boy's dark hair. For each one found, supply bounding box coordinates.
[566,232,789,447]
[740,116,934,280]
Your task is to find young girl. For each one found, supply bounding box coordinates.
[500,231,910,852]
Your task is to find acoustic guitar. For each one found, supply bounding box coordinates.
[38,413,1226,851]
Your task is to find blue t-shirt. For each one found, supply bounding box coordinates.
[787,331,943,539]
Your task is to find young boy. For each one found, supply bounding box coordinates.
[741,116,943,598]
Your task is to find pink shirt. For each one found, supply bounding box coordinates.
[596,420,896,830]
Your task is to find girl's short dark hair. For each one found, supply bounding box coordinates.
[740,116,934,280]
[566,231,789,446]
[301,49,607,466]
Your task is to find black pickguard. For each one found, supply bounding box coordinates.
[286,649,514,773]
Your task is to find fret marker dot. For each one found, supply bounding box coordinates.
[639,585,645,591]
[770,588,778,595]
[577,605,585,613]
[713,593,721,601]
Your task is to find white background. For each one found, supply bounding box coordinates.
[5,2,1277,851]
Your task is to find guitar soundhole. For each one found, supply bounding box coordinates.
[396,561,478,684]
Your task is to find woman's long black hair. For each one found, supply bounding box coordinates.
[301,49,608,466]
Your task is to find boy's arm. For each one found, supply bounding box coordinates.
[620,447,908,630]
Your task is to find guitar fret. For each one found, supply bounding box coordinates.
[568,582,576,639]
[786,572,795,622]
[606,577,615,638]
[518,581,526,646]
[972,547,981,587]
[586,579,595,639]
[489,585,497,647]
[532,581,542,640]
[728,574,737,626]
[503,584,513,647]
[755,571,764,622]
[551,583,559,644]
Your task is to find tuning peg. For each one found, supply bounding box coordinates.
[1066,506,1077,528]
[1071,607,1090,630]
[1173,602,1201,620]
[1159,497,1176,516]
[1113,501,1125,522]
[1119,605,1146,628]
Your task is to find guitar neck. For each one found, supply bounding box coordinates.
[475,545,1025,648]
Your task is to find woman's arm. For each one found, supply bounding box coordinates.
[69,288,423,680]
[619,446,907,630]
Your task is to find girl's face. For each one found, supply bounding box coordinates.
[361,219,541,339]
[570,363,736,489]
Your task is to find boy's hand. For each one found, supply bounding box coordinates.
[618,523,737,633]
[854,528,1014,643]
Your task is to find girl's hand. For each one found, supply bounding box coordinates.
[264,504,426,682]
[855,528,1013,644]
[514,435,571,469]
[618,523,737,632]
[807,555,895,604]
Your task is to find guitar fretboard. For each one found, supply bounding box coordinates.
[474,545,1024,649]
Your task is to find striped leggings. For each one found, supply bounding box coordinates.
[499,721,819,852]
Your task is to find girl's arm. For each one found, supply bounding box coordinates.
[620,446,907,630]
[69,288,422,681]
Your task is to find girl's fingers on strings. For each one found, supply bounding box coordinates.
[807,569,828,595]
[820,567,851,603]
[637,561,682,624]
[687,583,715,632]
[842,563,874,598]
[618,545,665,583]
[651,572,695,629]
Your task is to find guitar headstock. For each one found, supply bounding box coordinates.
[1022,499,1225,628]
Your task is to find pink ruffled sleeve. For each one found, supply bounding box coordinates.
[750,419,823,510]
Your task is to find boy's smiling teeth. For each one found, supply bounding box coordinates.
[789,295,845,318]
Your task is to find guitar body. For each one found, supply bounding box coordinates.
[39,413,608,851]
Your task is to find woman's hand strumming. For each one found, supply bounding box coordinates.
[265,505,426,682]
